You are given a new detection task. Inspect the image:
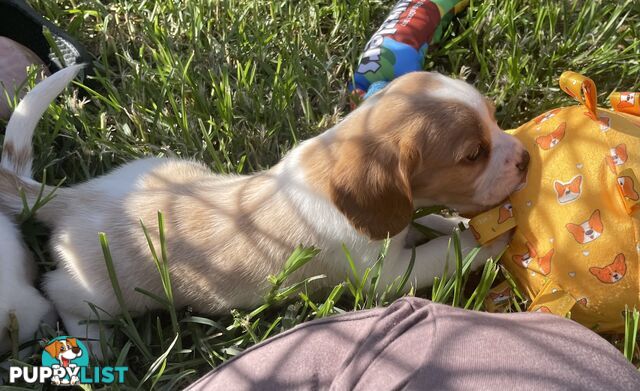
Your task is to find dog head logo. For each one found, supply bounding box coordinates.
[554,175,582,204]
[589,253,626,284]
[498,203,513,224]
[535,122,566,150]
[513,242,536,268]
[534,108,561,124]
[618,176,640,201]
[41,336,89,386]
[618,92,636,109]
[566,209,603,244]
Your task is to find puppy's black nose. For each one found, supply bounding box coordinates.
[72,347,81,354]
[516,150,530,172]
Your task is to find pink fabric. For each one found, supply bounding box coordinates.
[187,298,640,390]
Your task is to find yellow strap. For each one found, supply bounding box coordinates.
[616,168,640,215]
[468,202,516,245]
[609,92,640,116]
[559,71,597,116]
[529,279,576,317]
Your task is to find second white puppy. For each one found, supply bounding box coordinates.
[0,65,81,354]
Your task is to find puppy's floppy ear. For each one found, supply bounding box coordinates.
[330,136,418,240]
[67,337,78,348]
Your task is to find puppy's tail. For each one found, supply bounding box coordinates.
[1,64,85,176]
[0,170,64,223]
[0,64,83,220]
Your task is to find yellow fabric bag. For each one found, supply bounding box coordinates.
[470,72,640,332]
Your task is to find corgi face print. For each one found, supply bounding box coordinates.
[488,287,511,304]
[619,92,635,108]
[498,203,513,224]
[513,242,537,268]
[606,144,628,173]
[566,209,603,244]
[554,175,582,204]
[589,253,626,284]
[536,249,554,276]
[513,252,533,268]
[535,122,566,150]
[534,108,561,124]
[598,116,610,131]
[618,176,639,201]
[611,144,628,165]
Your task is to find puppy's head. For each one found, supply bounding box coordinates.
[318,72,528,240]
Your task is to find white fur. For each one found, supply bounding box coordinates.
[0,213,55,353]
[2,64,84,176]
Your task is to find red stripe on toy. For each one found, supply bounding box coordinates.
[391,1,442,50]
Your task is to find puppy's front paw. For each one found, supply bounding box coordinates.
[474,231,512,267]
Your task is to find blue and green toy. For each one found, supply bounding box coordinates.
[350,0,469,104]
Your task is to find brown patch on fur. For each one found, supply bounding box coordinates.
[2,141,31,175]
[302,72,491,239]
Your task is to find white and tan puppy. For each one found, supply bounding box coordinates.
[0,65,81,354]
[0,71,528,355]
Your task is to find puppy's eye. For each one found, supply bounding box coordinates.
[466,144,485,162]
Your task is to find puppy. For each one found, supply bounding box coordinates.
[0,71,528,355]
[0,65,80,354]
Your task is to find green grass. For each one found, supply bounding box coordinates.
[1,0,640,389]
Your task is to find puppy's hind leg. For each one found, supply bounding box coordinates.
[43,268,116,360]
